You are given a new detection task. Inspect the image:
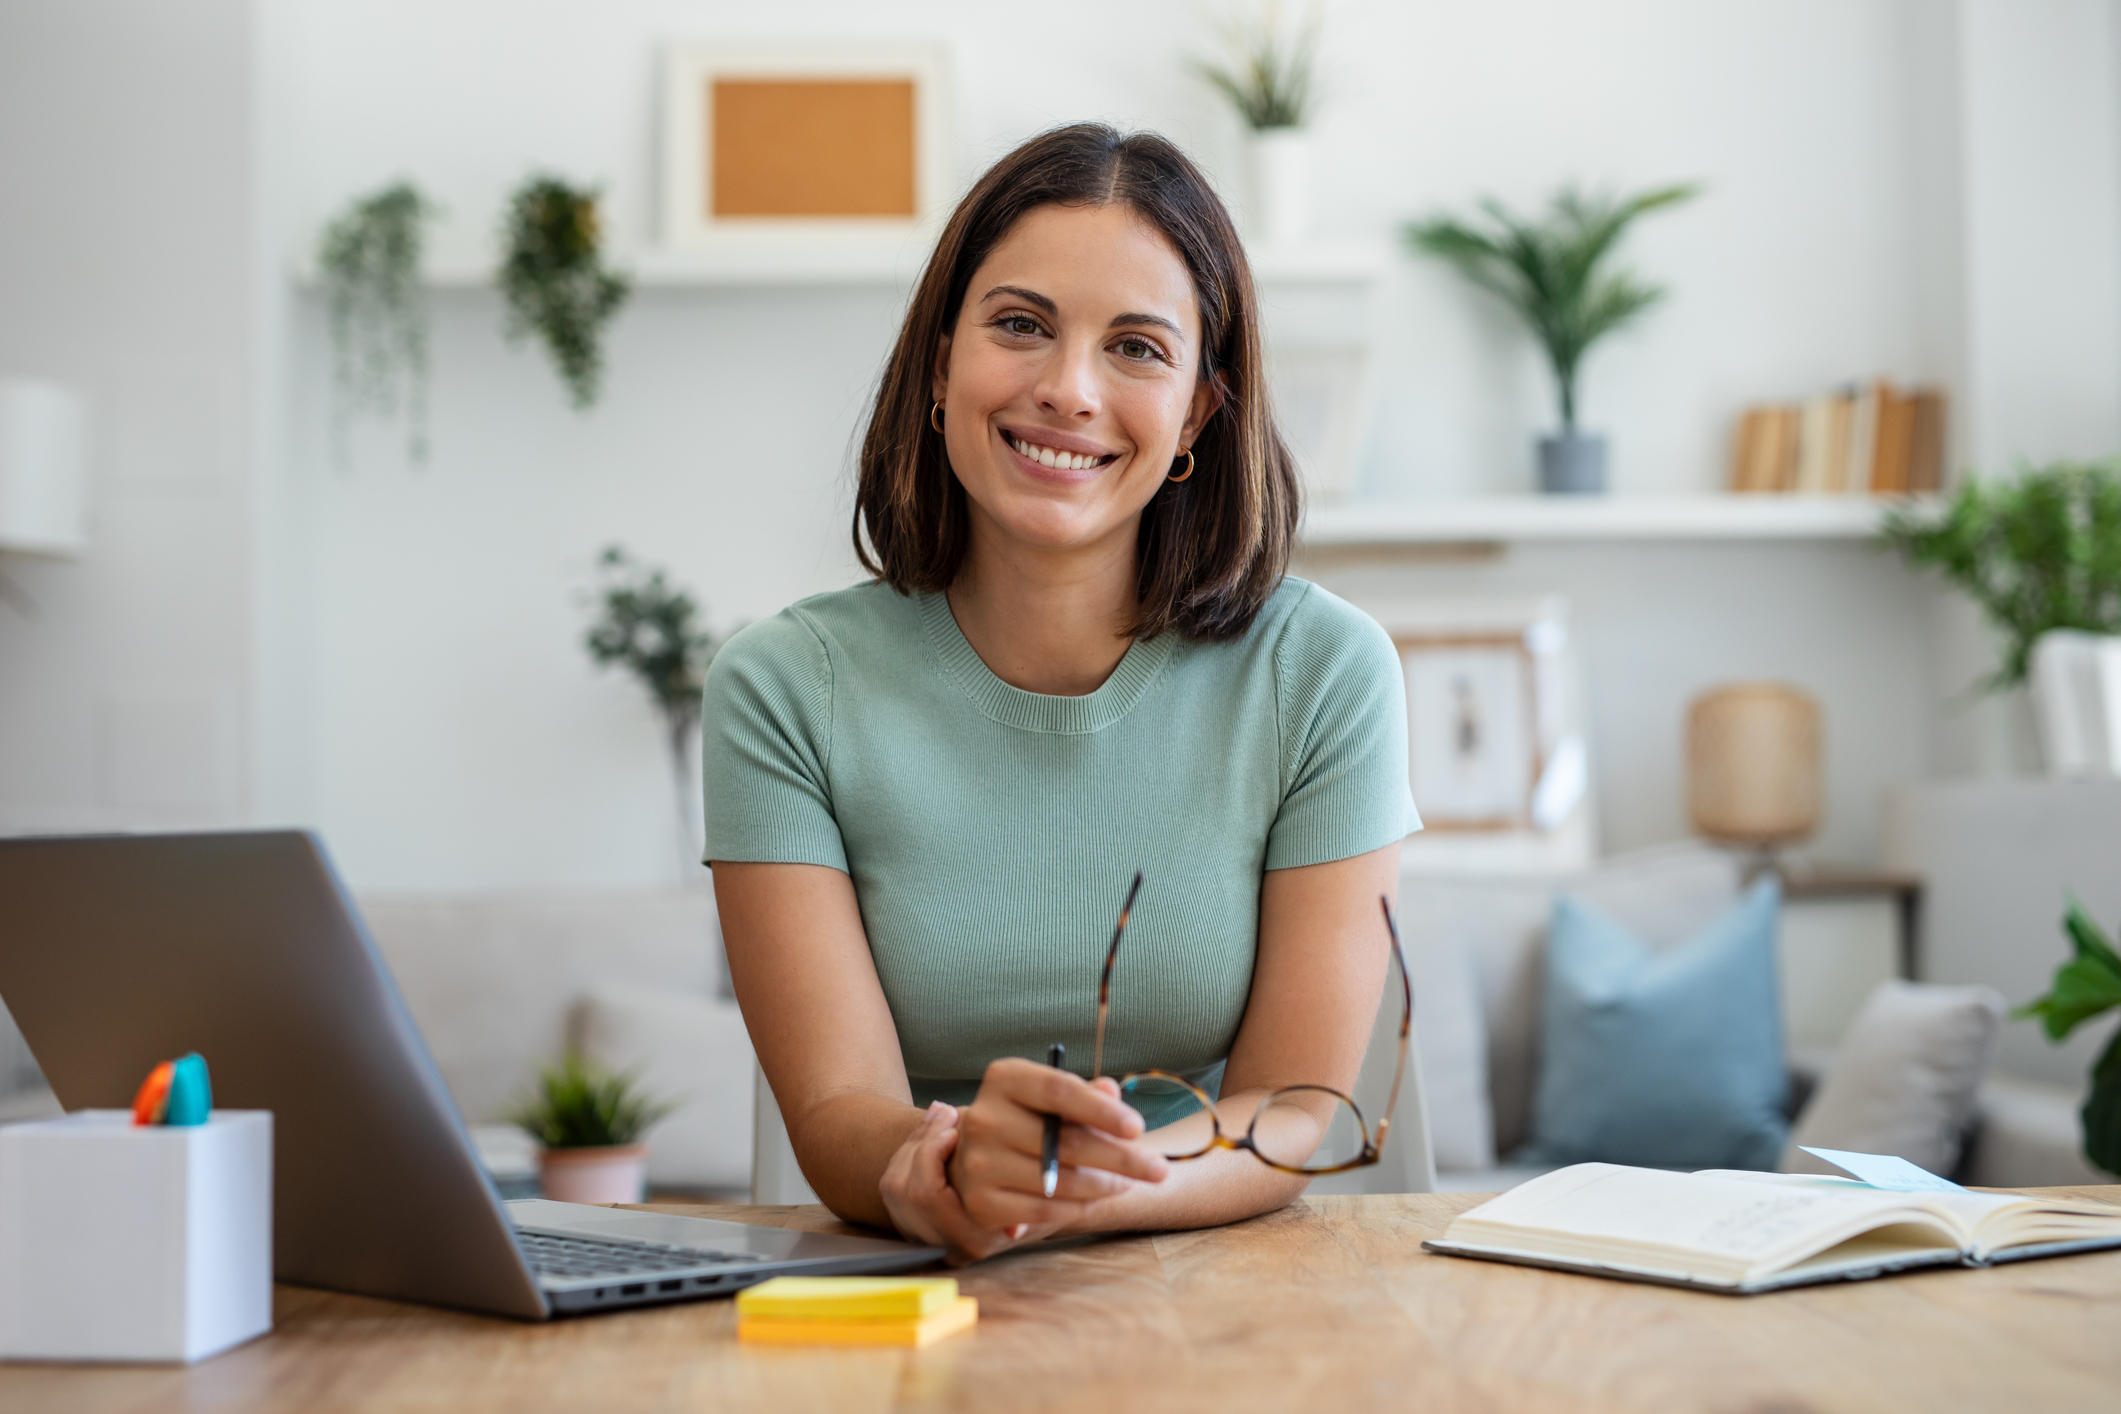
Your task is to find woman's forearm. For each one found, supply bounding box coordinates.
[784,1089,927,1230]
[1054,1087,1312,1236]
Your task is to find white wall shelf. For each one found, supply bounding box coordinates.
[1300,495,1931,546]
[295,240,1394,292]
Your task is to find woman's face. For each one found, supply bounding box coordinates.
[932,202,1222,563]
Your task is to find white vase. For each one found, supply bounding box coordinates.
[538,1143,647,1204]
[1248,128,1312,245]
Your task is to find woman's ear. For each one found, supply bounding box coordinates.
[1180,371,1228,446]
[930,333,954,405]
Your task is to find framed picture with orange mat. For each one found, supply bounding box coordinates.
[659,42,954,246]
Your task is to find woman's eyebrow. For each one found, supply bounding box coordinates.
[979,284,1057,314]
[1108,311,1186,342]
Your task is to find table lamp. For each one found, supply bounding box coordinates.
[0,379,88,612]
[1686,681,1821,858]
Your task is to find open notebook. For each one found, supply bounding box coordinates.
[1425,1155,2121,1293]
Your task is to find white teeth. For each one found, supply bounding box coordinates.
[1013,435,1101,470]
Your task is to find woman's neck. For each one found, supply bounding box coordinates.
[946,515,1138,697]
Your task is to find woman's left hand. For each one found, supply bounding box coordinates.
[878,1101,1042,1264]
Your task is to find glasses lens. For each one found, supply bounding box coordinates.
[1117,1074,1217,1159]
[1249,1086,1371,1173]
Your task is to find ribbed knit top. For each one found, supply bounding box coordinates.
[702,577,1419,1123]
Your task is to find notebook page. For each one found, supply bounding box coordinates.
[1451,1164,1950,1273]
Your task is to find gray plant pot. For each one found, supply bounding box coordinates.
[1538,432,1608,495]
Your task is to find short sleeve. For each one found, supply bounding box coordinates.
[1264,585,1422,870]
[701,609,849,871]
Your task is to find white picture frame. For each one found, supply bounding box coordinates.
[659,41,954,248]
[1358,596,1597,875]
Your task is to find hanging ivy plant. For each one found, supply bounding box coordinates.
[317,181,434,464]
[499,175,630,410]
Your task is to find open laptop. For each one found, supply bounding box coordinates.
[0,830,942,1318]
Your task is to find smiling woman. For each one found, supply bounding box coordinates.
[704,124,1419,1263]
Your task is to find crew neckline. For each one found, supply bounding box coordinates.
[919,591,1175,735]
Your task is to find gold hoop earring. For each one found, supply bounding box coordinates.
[930,401,945,434]
[1167,446,1195,483]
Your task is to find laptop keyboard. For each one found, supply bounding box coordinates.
[518,1231,751,1281]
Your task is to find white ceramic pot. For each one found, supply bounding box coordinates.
[1248,128,1312,245]
[538,1143,647,1204]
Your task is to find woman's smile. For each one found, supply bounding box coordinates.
[1001,426,1122,484]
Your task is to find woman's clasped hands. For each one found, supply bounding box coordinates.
[878,1057,1171,1263]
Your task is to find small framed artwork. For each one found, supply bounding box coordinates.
[1360,596,1596,874]
[659,42,954,246]
[1397,633,1541,831]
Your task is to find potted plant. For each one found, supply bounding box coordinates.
[316,181,434,465]
[582,546,725,875]
[512,1051,677,1204]
[1405,182,1697,494]
[1881,460,2121,691]
[1194,1,1322,244]
[499,174,630,410]
[2017,900,2121,1177]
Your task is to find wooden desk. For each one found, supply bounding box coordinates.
[6,1188,2120,1413]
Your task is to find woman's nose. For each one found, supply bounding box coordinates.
[1033,337,1102,421]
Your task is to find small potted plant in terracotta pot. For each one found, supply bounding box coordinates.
[512,1051,676,1204]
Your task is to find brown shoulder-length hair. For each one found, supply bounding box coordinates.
[854,123,1301,642]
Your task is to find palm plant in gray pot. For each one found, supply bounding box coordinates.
[1406,182,1696,494]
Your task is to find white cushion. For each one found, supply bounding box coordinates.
[1780,980,2004,1178]
[573,984,755,1193]
[360,886,721,1123]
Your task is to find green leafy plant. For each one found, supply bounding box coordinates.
[511,1050,677,1150]
[1193,0,1322,130]
[1404,183,1699,434]
[1881,462,2121,690]
[500,175,630,409]
[317,181,434,463]
[583,546,724,868]
[2016,900,2121,1177]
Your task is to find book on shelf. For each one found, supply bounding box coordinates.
[1425,1153,2121,1294]
[1727,381,1946,496]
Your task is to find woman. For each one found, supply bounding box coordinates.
[706,124,1417,1262]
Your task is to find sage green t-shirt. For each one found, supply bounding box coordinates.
[702,577,1419,1124]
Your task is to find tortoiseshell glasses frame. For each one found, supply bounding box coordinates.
[1088,873,1412,1177]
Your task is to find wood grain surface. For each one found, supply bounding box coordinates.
[4,1187,2118,1414]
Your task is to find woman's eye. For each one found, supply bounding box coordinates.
[1002,315,1043,337]
[1116,338,1160,362]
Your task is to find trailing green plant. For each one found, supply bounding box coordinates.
[317,181,434,463]
[1880,461,2121,689]
[511,1050,677,1150]
[1404,182,1698,434]
[1193,0,1322,130]
[499,175,630,409]
[583,546,724,869]
[2016,900,2121,1177]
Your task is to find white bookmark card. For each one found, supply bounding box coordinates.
[1800,1147,1966,1193]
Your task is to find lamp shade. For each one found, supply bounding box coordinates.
[0,379,88,556]
[1686,681,1822,847]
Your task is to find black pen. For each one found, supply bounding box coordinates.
[1041,1042,1065,1198]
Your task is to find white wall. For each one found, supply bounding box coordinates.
[0,0,259,833]
[7,2,2118,895]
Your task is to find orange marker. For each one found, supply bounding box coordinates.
[131,1060,174,1125]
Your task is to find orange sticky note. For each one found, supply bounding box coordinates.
[736,1295,978,1348]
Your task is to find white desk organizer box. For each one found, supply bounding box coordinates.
[0,1110,272,1363]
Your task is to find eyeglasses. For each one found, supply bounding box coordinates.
[1088,872,1412,1176]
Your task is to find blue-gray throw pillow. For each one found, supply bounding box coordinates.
[1520,876,1789,1171]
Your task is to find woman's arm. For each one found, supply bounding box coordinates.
[713,860,1161,1256]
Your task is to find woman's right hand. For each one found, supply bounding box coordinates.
[947,1058,1169,1248]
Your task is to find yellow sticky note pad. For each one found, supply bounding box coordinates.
[738,1296,977,1348]
[736,1276,959,1321]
